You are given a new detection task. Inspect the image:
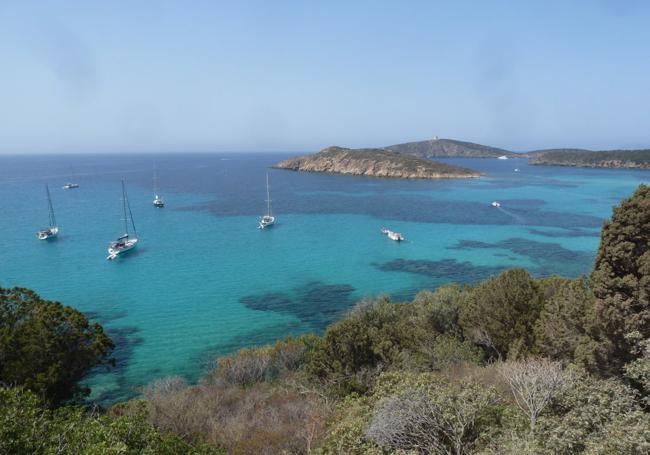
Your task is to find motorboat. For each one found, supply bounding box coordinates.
[491,201,501,207]
[382,227,404,241]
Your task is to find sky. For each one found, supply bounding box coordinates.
[1,0,649,154]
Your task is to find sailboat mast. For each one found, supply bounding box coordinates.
[266,172,272,217]
[46,183,56,227]
[153,162,158,196]
[125,182,138,237]
[121,179,129,236]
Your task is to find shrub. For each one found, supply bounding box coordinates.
[459,269,543,360]
[534,277,593,363]
[0,387,222,454]
[366,373,500,455]
[0,286,114,405]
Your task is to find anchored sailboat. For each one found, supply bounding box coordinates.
[259,172,275,229]
[37,184,59,240]
[107,180,138,260]
[152,163,164,207]
[62,165,80,189]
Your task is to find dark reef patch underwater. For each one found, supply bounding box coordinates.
[240,281,356,329]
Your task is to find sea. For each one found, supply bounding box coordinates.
[0,152,647,404]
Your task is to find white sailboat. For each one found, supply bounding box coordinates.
[62,165,80,189]
[107,180,138,260]
[37,184,59,240]
[152,163,165,208]
[259,172,275,229]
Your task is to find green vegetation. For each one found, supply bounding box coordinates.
[0,287,114,406]
[386,137,515,158]
[2,184,650,454]
[529,148,650,169]
[0,387,223,454]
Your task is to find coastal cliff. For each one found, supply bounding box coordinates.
[274,146,481,179]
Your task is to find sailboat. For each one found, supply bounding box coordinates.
[62,165,80,189]
[107,180,139,260]
[37,184,59,240]
[259,172,275,229]
[152,163,164,208]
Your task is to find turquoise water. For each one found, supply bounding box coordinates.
[0,153,647,403]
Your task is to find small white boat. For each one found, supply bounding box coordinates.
[107,180,139,260]
[37,184,59,240]
[382,227,404,241]
[497,155,508,160]
[62,165,80,189]
[514,168,520,172]
[491,201,501,207]
[152,162,165,207]
[259,173,275,229]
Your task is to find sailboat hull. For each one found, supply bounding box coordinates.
[107,238,138,260]
[259,216,275,229]
[37,227,59,240]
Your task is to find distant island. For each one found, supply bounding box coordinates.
[274,146,481,179]
[385,137,517,158]
[529,148,650,169]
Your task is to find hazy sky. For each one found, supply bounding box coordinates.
[1,1,649,154]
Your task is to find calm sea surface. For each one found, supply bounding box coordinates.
[1,153,647,403]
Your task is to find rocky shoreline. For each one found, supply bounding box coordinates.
[274,146,481,179]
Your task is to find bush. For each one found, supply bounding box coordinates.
[459,269,543,360]
[213,335,317,386]
[366,372,501,455]
[141,379,330,455]
[0,387,222,454]
[305,296,428,394]
[534,277,592,363]
[0,286,114,405]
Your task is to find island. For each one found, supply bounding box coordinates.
[274,146,481,179]
[385,137,518,158]
[529,148,650,169]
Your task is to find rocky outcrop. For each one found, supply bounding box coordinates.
[274,146,481,179]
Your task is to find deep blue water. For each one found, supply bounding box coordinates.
[0,153,647,403]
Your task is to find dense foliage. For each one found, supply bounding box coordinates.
[0,286,114,405]
[0,387,222,454]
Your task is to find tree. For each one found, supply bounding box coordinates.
[305,296,429,394]
[534,277,593,362]
[459,269,543,360]
[589,184,650,374]
[497,358,566,431]
[623,332,650,406]
[0,286,114,405]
